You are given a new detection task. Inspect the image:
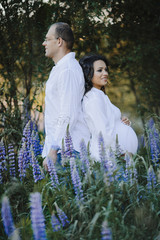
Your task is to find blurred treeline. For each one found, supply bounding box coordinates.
[0,0,160,147]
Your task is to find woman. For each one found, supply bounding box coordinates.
[79,54,138,160]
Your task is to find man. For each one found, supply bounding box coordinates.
[42,22,90,169]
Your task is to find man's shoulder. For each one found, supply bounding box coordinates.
[59,59,83,76]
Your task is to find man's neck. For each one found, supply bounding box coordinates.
[53,49,71,64]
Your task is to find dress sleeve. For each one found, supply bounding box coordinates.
[53,69,81,146]
[83,94,116,149]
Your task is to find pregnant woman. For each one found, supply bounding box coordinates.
[79,54,138,160]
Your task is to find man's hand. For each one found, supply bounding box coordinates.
[43,149,57,171]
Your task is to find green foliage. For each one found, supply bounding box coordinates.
[1,150,160,239]
[106,0,160,117]
[0,0,109,147]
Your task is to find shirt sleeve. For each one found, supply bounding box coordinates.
[83,94,116,149]
[53,68,81,147]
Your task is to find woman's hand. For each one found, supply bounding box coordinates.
[121,116,131,126]
[43,149,57,171]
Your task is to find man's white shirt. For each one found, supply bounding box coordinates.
[42,52,90,157]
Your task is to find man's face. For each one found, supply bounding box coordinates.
[42,25,59,59]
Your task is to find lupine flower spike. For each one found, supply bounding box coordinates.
[61,138,67,166]
[1,196,15,237]
[8,143,16,178]
[18,144,27,181]
[80,139,90,174]
[101,220,112,240]
[51,213,61,232]
[0,161,2,184]
[30,192,47,240]
[65,125,74,158]
[98,133,115,177]
[124,152,132,183]
[21,120,32,166]
[147,165,157,190]
[0,142,7,183]
[70,157,84,202]
[115,134,123,157]
[31,148,44,183]
[55,203,69,227]
[47,157,59,187]
[147,118,160,164]
[98,132,107,165]
[31,128,42,157]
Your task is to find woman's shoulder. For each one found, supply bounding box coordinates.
[83,88,106,106]
[84,87,105,99]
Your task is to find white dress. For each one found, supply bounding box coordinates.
[82,87,138,160]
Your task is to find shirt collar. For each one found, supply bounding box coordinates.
[56,52,75,66]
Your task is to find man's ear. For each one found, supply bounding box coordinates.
[57,37,63,47]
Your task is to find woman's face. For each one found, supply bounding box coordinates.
[92,60,108,90]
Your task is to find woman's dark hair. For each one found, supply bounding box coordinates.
[79,54,109,95]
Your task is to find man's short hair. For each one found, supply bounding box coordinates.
[52,22,74,50]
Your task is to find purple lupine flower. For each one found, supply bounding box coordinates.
[22,120,32,145]
[147,165,157,190]
[61,139,67,166]
[80,139,90,174]
[115,134,124,157]
[147,118,160,163]
[99,134,116,174]
[8,143,16,178]
[1,196,15,237]
[65,125,74,158]
[105,151,117,183]
[133,167,138,185]
[124,153,132,183]
[18,144,27,181]
[101,220,112,240]
[149,130,160,163]
[0,142,7,183]
[51,213,61,232]
[47,157,59,187]
[31,130,42,157]
[98,134,116,184]
[30,192,47,240]
[0,142,7,171]
[31,149,44,183]
[99,132,107,164]
[21,120,32,166]
[147,118,154,129]
[55,203,69,227]
[138,135,145,150]
[0,161,2,183]
[70,158,84,202]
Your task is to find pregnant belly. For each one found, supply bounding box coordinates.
[114,121,138,154]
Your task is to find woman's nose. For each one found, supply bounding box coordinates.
[103,70,108,75]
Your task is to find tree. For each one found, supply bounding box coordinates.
[0,0,108,145]
[105,0,160,120]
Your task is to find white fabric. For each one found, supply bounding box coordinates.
[82,87,138,160]
[42,52,90,157]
